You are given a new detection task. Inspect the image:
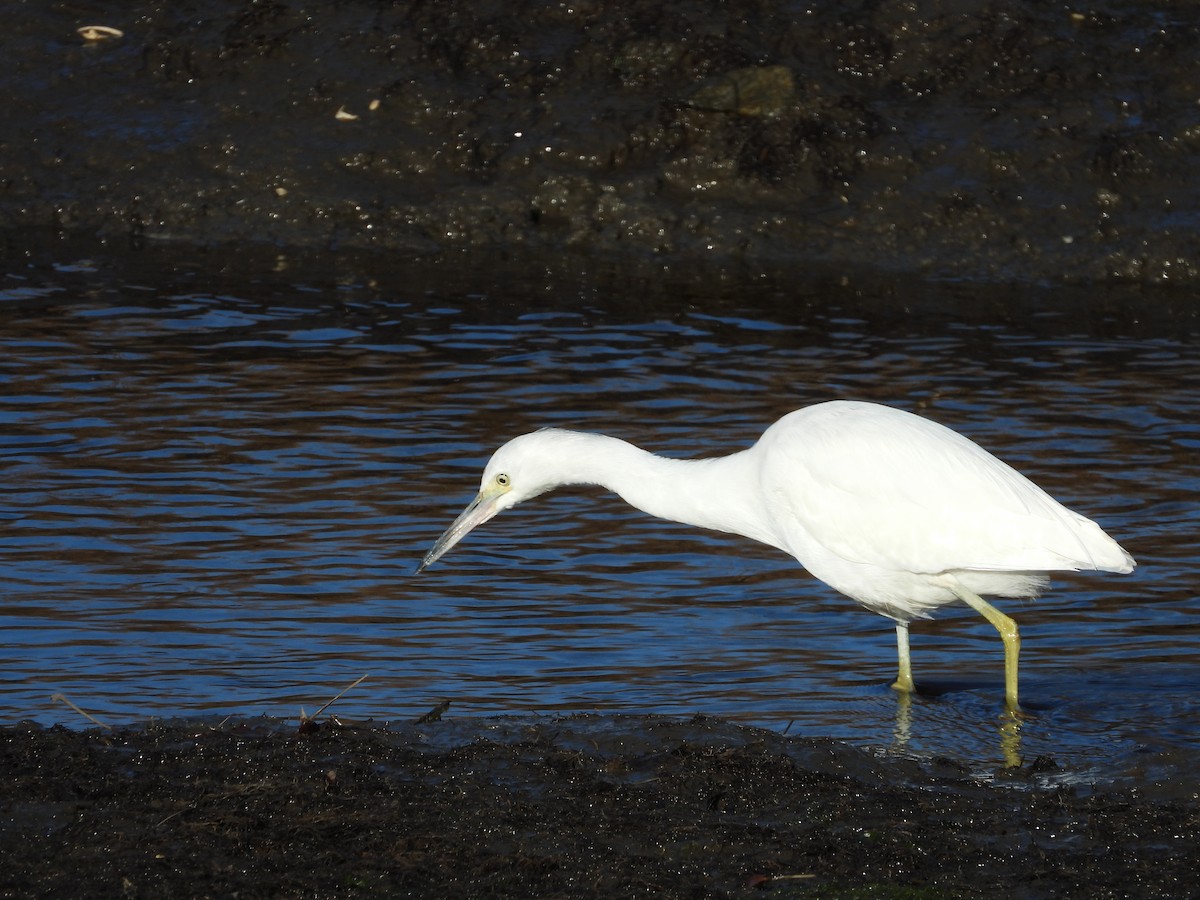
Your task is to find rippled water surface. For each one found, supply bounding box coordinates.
[2,248,1196,781]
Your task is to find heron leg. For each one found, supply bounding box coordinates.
[892,621,915,694]
[950,584,1021,711]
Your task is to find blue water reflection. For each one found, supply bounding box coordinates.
[0,250,1195,779]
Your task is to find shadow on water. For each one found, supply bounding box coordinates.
[0,242,1197,785]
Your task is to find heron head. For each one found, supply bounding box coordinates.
[416,431,565,572]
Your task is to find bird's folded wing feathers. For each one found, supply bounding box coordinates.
[761,409,1131,574]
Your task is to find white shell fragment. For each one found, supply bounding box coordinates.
[77,25,124,41]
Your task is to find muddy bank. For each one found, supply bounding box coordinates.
[3,715,1197,898]
[4,1,1200,284]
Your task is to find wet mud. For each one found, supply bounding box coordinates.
[4,715,1198,898]
[4,0,1200,284]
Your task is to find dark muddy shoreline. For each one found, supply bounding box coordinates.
[4,715,1198,898]
[5,0,1200,285]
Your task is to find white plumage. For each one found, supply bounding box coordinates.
[419,400,1135,709]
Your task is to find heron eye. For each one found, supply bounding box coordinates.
[496,473,510,486]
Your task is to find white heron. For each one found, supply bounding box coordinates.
[418,400,1135,709]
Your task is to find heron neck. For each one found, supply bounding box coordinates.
[556,433,782,550]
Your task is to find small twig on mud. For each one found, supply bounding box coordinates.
[747,873,816,888]
[51,693,112,730]
[154,781,276,829]
[303,674,369,723]
[414,700,452,724]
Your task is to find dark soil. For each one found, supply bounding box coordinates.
[3,715,1197,898]
[5,0,1200,284]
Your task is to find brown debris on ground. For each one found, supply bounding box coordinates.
[2,716,1196,898]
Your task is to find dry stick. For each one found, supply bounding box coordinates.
[51,693,112,730]
[155,781,276,830]
[414,700,451,724]
[305,674,369,722]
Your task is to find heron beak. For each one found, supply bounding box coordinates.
[416,484,507,573]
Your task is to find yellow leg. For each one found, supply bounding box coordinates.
[892,621,915,694]
[999,711,1023,768]
[951,585,1021,711]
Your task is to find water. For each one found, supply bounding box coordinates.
[1,247,1197,783]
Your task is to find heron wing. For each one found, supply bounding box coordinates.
[759,403,1130,574]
